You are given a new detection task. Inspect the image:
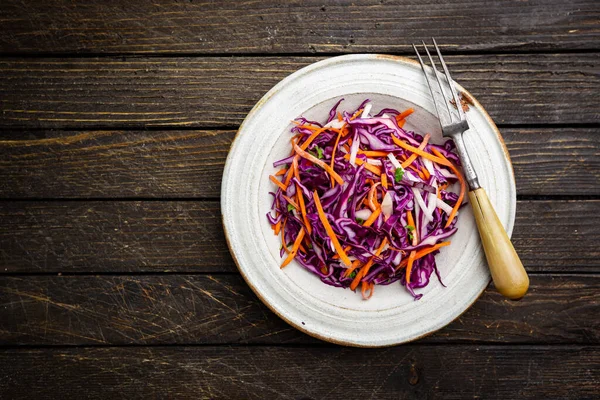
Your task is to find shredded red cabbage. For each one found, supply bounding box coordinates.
[267,99,464,300]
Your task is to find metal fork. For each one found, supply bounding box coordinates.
[413,39,529,300]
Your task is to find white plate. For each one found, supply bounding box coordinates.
[222,54,515,347]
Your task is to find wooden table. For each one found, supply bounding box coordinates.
[0,1,598,398]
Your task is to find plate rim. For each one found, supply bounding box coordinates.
[221,54,515,347]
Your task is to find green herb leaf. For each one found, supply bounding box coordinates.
[356,218,365,224]
[405,225,415,231]
[408,231,414,241]
[348,270,357,279]
[395,167,404,182]
[316,146,324,159]
[287,204,296,212]
[308,150,318,158]
[406,224,415,241]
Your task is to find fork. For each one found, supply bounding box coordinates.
[413,39,529,300]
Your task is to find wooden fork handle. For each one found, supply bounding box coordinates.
[468,188,529,300]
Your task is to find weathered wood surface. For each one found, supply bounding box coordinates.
[1,55,598,128]
[1,346,598,400]
[0,200,597,274]
[1,0,598,55]
[0,128,598,198]
[0,274,597,346]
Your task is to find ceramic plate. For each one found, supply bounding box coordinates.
[221,54,515,347]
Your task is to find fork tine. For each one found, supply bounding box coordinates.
[423,40,455,123]
[412,43,442,124]
[432,37,466,121]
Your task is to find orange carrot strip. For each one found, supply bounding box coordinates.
[296,187,312,235]
[391,135,450,167]
[397,120,406,128]
[280,228,306,268]
[344,259,363,277]
[406,209,418,244]
[350,108,363,120]
[313,191,351,266]
[337,112,343,122]
[421,165,431,180]
[408,165,426,180]
[358,150,388,157]
[367,182,381,211]
[405,250,417,283]
[363,207,381,227]
[395,241,451,271]
[343,154,382,175]
[350,237,388,290]
[381,172,388,189]
[273,220,282,235]
[395,108,414,123]
[281,217,289,253]
[300,127,327,150]
[294,143,345,185]
[282,195,299,210]
[332,245,352,260]
[269,175,287,191]
[282,155,299,188]
[275,168,287,176]
[402,133,431,169]
[431,148,466,228]
[361,281,374,300]
[330,130,343,187]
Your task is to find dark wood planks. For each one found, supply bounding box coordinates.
[0,274,597,346]
[1,200,598,274]
[1,346,598,399]
[0,55,598,128]
[0,201,233,273]
[0,0,598,54]
[0,128,598,198]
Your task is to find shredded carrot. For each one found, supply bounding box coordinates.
[396,241,451,271]
[282,155,299,188]
[299,126,326,150]
[381,172,388,189]
[343,154,382,175]
[391,135,450,167]
[296,187,312,235]
[397,120,406,128]
[273,220,282,235]
[275,168,287,176]
[294,143,345,185]
[313,191,351,266]
[405,250,417,284]
[431,148,466,228]
[421,165,431,180]
[281,217,288,253]
[283,195,299,210]
[299,242,307,254]
[359,150,388,157]
[361,281,374,300]
[280,228,306,268]
[332,245,352,260]
[408,164,426,180]
[401,136,430,170]
[344,259,363,277]
[363,207,381,227]
[350,237,388,290]
[406,209,417,243]
[395,108,414,123]
[367,182,381,211]
[269,175,287,191]
[337,112,343,122]
[350,108,363,120]
[330,130,343,187]
[291,156,300,181]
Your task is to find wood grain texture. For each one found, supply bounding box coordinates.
[0,200,597,274]
[0,274,597,346]
[1,128,598,198]
[0,54,598,128]
[1,346,598,399]
[0,0,598,54]
[0,201,233,273]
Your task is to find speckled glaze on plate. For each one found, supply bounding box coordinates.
[221,54,515,347]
